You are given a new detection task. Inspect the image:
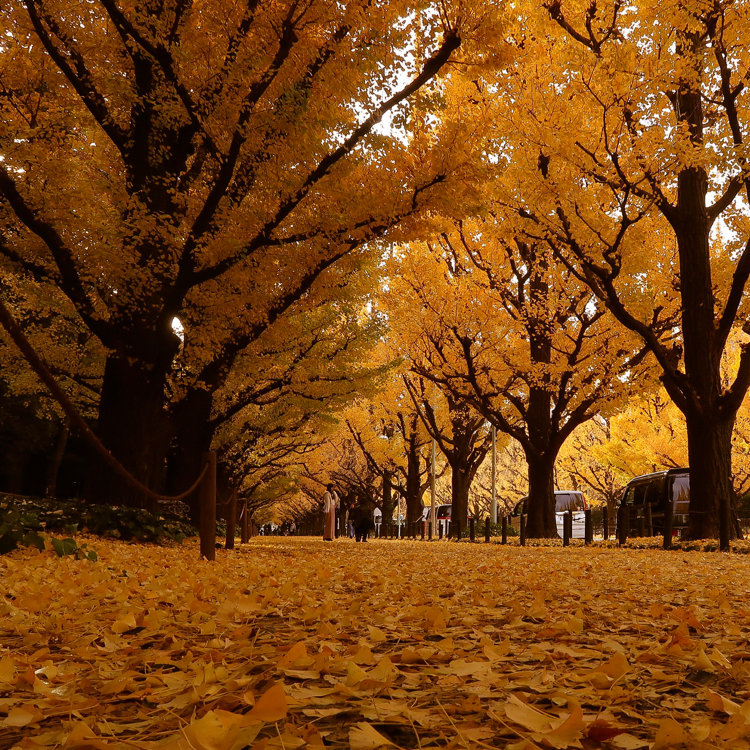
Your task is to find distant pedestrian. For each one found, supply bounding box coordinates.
[322,483,339,541]
[352,495,375,542]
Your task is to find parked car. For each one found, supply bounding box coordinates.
[510,491,588,538]
[618,468,690,537]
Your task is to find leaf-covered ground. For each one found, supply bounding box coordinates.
[1,537,750,750]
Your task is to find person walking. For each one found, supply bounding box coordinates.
[322,483,339,541]
[352,495,375,542]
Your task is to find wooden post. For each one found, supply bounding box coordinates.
[199,451,217,561]
[225,489,238,550]
[602,506,609,540]
[645,502,654,536]
[501,515,507,544]
[428,521,433,541]
[584,509,593,545]
[563,511,570,547]
[663,497,674,549]
[438,522,443,540]
[484,517,491,543]
[469,517,475,542]
[637,506,646,537]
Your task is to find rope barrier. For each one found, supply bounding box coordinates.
[0,296,208,504]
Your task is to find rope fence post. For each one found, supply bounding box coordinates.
[200,451,217,561]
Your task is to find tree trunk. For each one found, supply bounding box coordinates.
[45,416,70,497]
[382,470,394,529]
[85,353,171,510]
[404,438,424,524]
[685,411,734,543]
[241,498,249,543]
[167,387,214,524]
[525,451,558,538]
[451,467,472,529]
[225,490,238,549]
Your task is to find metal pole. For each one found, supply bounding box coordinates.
[491,425,497,524]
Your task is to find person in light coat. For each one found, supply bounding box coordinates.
[322,483,339,541]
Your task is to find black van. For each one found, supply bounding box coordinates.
[619,468,690,536]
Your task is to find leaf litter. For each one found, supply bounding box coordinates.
[1,537,750,749]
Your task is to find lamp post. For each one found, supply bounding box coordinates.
[491,425,497,524]
[430,438,437,536]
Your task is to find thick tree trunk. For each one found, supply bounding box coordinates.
[225,489,238,549]
[685,412,734,542]
[668,67,737,544]
[382,470,394,529]
[85,353,171,510]
[45,417,70,497]
[404,439,424,524]
[525,451,558,538]
[451,467,472,530]
[167,387,214,524]
[523,247,557,538]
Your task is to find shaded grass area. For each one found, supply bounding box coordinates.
[0,493,196,554]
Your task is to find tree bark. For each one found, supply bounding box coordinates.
[523,251,558,538]
[525,450,558,538]
[167,386,215,524]
[451,466,472,530]
[404,436,424,524]
[85,353,172,510]
[382,470,394,530]
[45,416,70,497]
[225,489,238,549]
[684,410,734,543]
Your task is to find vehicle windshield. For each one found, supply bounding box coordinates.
[555,493,585,512]
[670,475,690,514]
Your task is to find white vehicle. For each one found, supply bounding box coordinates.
[553,491,587,539]
[422,504,452,536]
[511,491,588,538]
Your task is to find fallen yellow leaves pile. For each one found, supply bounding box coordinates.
[1,536,750,749]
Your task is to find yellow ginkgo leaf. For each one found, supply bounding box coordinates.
[246,683,288,723]
[504,694,553,734]
[111,613,138,634]
[544,705,586,749]
[0,656,15,684]
[349,722,398,750]
[3,704,43,728]
[651,718,689,750]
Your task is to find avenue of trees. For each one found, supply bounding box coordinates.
[2,0,750,545]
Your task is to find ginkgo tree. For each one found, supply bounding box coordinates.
[401,368,492,532]
[492,0,750,544]
[0,0,483,506]
[388,209,649,538]
[169,252,390,521]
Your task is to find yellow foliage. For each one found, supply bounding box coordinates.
[2,537,750,748]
